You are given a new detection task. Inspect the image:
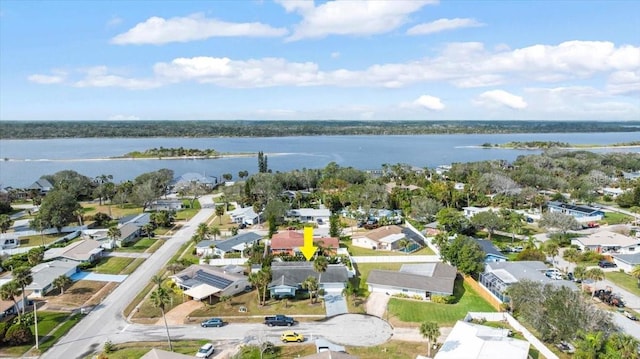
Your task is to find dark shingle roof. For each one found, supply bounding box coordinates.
[216,232,262,252]
[474,238,507,259]
[269,262,349,287]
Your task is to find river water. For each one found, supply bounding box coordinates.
[1,133,638,187]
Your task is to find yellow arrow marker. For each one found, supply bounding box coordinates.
[299,227,318,261]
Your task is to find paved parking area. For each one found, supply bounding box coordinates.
[324,290,348,317]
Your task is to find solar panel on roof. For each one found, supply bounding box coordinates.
[195,270,233,289]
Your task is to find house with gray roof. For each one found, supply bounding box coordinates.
[171,172,218,192]
[473,238,508,263]
[229,206,261,225]
[43,239,104,263]
[268,262,350,299]
[612,253,640,273]
[27,178,54,194]
[25,260,78,298]
[367,262,457,300]
[203,232,262,258]
[116,223,141,247]
[479,261,577,303]
[170,264,248,303]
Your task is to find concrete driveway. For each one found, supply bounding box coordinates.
[324,290,348,317]
[366,292,390,318]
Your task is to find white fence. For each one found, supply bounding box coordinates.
[464,312,559,359]
[351,255,440,263]
[205,258,249,266]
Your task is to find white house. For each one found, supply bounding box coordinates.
[435,321,530,359]
[462,206,496,219]
[196,232,262,258]
[43,239,104,263]
[25,260,78,298]
[367,262,457,300]
[171,265,248,303]
[602,187,627,198]
[352,225,406,251]
[228,206,261,225]
[286,208,331,224]
[571,230,640,254]
[612,253,640,273]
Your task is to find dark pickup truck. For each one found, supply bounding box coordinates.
[264,314,295,327]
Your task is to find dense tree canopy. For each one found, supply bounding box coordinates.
[33,189,81,232]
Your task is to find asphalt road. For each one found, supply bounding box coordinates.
[42,195,217,359]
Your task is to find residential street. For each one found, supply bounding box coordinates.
[41,195,217,359]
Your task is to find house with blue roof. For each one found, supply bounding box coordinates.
[197,232,262,258]
[473,238,508,263]
[547,201,604,222]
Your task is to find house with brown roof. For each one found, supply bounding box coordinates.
[43,239,104,263]
[270,230,339,256]
[352,225,406,251]
[367,262,457,300]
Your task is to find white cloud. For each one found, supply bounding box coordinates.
[27,72,67,84]
[331,52,341,59]
[111,13,287,45]
[407,18,485,35]
[74,66,160,90]
[281,0,436,41]
[108,114,140,121]
[30,41,640,92]
[475,90,527,109]
[402,95,445,111]
[106,16,123,27]
[606,70,640,95]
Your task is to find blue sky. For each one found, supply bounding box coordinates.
[1,0,639,122]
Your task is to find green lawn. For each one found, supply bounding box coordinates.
[122,258,145,275]
[0,311,79,357]
[354,262,403,294]
[97,340,208,359]
[118,238,157,252]
[602,211,633,225]
[89,257,134,274]
[17,234,63,247]
[348,340,430,359]
[387,279,496,326]
[605,271,640,296]
[36,313,81,353]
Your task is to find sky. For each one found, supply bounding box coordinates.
[0,0,639,122]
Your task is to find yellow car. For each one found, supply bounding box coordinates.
[281,331,305,343]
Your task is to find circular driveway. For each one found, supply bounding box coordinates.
[307,314,393,346]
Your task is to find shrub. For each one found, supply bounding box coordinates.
[431,295,448,304]
[392,293,410,299]
[3,322,33,345]
[0,321,7,342]
[103,340,115,353]
[18,311,35,326]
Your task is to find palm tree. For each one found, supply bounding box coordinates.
[631,265,640,288]
[142,223,155,239]
[314,256,328,288]
[574,265,587,283]
[215,205,225,224]
[52,275,72,295]
[607,332,639,357]
[107,225,121,246]
[585,267,605,297]
[420,321,440,357]
[150,287,173,352]
[342,280,358,303]
[301,276,319,304]
[563,248,580,264]
[210,226,221,241]
[166,262,185,274]
[575,330,604,358]
[196,223,210,240]
[398,239,410,253]
[0,281,22,321]
[12,267,32,316]
[248,270,271,306]
[543,242,559,267]
[151,274,165,288]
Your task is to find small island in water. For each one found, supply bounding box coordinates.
[114,147,255,159]
[479,141,640,150]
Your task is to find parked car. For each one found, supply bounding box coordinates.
[195,343,215,358]
[264,314,295,327]
[624,311,638,321]
[598,260,617,268]
[281,330,305,343]
[201,317,224,327]
[556,341,575,354]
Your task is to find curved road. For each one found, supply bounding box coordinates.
[42,196,217,359]
[42,197,393,358]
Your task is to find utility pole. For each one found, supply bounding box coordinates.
[34,301,39,350]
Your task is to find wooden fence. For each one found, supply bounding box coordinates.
[463,275,502,311]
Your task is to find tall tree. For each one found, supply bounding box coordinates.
[210,226,221,241]
[107,226,121,245]
[471,211,504,241]
[329,213,341,238]
[52,275,72,295]
[0,281,22,322]
[631,265,640,288]
[196,223,210,241]
[585,268,605,297]
[314,256,329,288]
[12,267,32,315]
[439,235,485,276]
[543,242,560,267]
[0,214,13,233]
[150,287,173,352]
[301,276,319,304]
[420,321,440,358]
[215,205,225,224]
[35,189,81,232]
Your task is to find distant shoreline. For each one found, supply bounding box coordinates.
[2,152,264,162]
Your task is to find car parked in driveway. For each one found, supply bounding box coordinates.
[598,260,617,268]
[201,317,224,327]
[281,331,305,343]
[195,343,215,358]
